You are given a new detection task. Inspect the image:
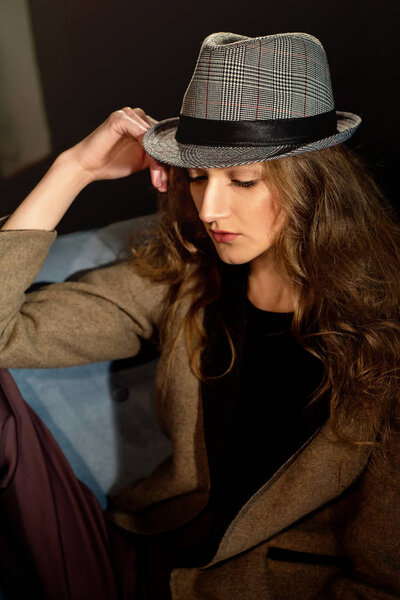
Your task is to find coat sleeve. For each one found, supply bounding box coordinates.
[320,429,400,599]
[0,225,168,368]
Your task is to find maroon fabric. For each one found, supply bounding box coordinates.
[0,368,230,599]
[0,367,140,599]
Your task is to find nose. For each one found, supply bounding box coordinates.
[195,180,231,224]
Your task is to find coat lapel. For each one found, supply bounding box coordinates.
[204,414,373,566]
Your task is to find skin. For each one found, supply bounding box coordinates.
[186,164,295,312]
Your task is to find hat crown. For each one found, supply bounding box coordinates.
[180,31,335,122]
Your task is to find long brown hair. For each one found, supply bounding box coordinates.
[130,144,400,455]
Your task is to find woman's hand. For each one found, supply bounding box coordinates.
[67,107,168,191]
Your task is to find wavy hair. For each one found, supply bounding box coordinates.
[129,144,400,457]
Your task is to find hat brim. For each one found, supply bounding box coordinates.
[142,111,361,169]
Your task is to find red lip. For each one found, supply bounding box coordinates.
[211,231,241,243]
[211,229,238,234]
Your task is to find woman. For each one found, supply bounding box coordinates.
[1,30,400,599]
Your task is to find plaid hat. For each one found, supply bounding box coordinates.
[142,31,361,168]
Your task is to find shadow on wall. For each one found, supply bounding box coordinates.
[0,0,51,179]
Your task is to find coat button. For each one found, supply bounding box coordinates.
[112,386,130,403]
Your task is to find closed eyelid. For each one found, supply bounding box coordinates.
[186,174,259,182]
[186,174,259,188]
[185,168,261,178]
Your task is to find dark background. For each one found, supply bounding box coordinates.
[1,0,398,233]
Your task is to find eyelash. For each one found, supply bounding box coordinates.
[186,175,258,188]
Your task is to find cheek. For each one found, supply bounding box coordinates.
[248,194,285,235]
[269,201,286,233]
[190,190,201,215]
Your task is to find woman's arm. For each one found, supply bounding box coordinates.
[0,239,168,368]
[0,107,168,232]
[0,108,169,367]
[0,151,94,231]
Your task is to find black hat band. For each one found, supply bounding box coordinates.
[175,109,338,147]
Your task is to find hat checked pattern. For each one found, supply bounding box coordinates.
[181,32,334,122]
[142,31,361,168]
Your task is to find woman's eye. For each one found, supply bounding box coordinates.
[186,175,257,188]
[233,180,258,188]
[186,175,205,183]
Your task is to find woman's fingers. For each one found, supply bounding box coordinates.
[109,109,148,140]
[113,107,168,191]
[144,115,158,126]
[127,107,157,129]
[121,107,151,131]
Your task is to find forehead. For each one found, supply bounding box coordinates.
[186,164,264,176]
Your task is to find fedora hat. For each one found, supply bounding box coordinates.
[142,31,361,168]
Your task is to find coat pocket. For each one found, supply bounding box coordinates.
[267,546,352,570]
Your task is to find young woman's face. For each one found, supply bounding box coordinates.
[186,164,286,265]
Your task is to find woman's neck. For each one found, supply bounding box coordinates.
[247,252,294,313]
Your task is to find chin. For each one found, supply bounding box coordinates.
[216,251,255,265]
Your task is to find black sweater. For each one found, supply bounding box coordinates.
[205,297,328,519]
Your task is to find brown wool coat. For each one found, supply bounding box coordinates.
[0,225,400,599]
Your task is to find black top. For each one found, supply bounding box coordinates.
[206,297,328,519]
